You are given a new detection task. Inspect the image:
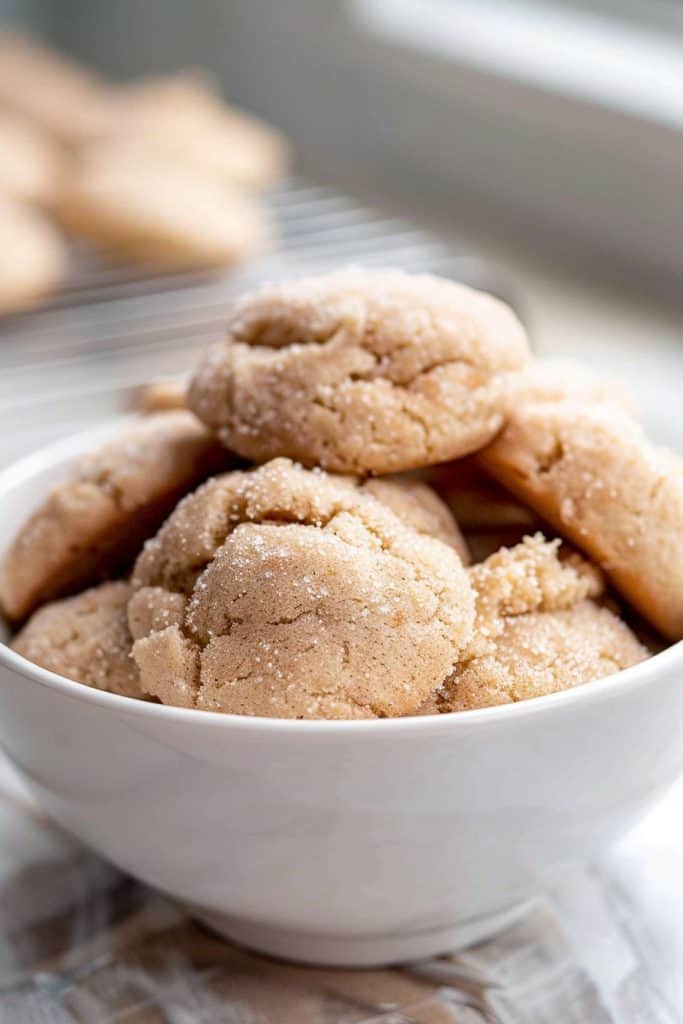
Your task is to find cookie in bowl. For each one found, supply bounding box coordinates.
[359,476,469,562]
[128,458,475,718]
[437,535,648,711]
[478,401,683,640]
[188,268,530,473]
[0,412,232,624]
[12,580,142,698]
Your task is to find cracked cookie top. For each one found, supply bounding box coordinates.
[188,268,530,474]
[128,458,475,719]
[0,411,232,624]
[12,581,142,698]
[437,534,648,711]
[478,402,683,640]
[358,476,469,563]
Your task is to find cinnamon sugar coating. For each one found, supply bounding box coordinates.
[12,581,142,698]
[0,412,231,624]
[129,458,475,718]
[359,476,469,562]
[478,402,683,640]
[437,535,648,711]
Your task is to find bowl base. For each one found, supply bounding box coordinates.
[189,898,537,968]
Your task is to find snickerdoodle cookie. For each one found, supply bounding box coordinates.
[128,458,475,719]
[437,535,647,711]
[0,412,231,624]
[0,112,63,205]
[56,145,271,269]
[0,196,66,315]
[12,581,141,698]
[188,269,531,474]
[478,402,683,640]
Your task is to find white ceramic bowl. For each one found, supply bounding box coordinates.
[0,423,682,967]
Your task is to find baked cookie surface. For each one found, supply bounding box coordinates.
[360,476,469,562]
[0,196,66,315]
[0,412,230,624]
[438,535,647,711]
[12,581,142,698]
[56,145,271,269]
[189,269,530,474]
[478,402,683,640]
[129,458,475,719]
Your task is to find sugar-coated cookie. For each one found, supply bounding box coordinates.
[56,145,271,269]
[12,581,142,698]
[0,196,65,315]
[100,72,289,190]
[478,402,683,640]
[0,412,231,624]
[426,363,635,566]
[0,112,63,204]
[128,458,475,719]
[0,31,114,145]
[437,535,647,711]
[189,269,530,474]
[360,477,469,562]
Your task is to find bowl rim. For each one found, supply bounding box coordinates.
[1,418,681,738]
[1,639,681,737]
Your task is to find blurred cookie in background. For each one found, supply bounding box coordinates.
[0,30,115,146]
[0,112,64,205]
[98,71,290,190]
[0,195,66,315]
[56,144,273,270]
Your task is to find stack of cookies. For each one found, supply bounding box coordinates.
[0,32,288,315]
[4,269,681,718]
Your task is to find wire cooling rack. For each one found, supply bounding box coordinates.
[0,178,517,465]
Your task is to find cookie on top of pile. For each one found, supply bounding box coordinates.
[4,268,681,718]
